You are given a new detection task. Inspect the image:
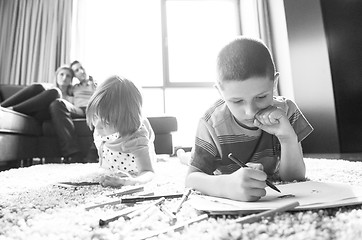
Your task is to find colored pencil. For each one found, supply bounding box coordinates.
[172,188,192,214]
[125,197,165,220]
[235,201,300,224]
[134,214,209,240]
[106,185,145,197]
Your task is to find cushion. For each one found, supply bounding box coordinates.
[42,119,92,137]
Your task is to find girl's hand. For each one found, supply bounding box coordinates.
[223,164,267,201]
[253,106,295,142]
[100,175,131,187]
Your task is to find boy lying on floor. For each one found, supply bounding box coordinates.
[185,36,313,201]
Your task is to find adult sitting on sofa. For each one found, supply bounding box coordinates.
[0,65,95,164]
[0,82,178,171]
[49,61,97,163]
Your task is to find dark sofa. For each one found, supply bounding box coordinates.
[0,84,178,169]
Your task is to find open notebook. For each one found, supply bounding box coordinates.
[188,181,362,215]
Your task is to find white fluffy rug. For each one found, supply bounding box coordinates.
[1,157,362,240]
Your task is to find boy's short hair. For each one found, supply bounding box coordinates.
[86,76,143,137]
[217,36,276,86]
[70,60,80,68]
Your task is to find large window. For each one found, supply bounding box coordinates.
[71,0,242,149]
[71,0,164,87]
[161,0,241,146]
[163,0,241,86]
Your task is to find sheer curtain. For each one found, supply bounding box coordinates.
[239,0,273,51]
[0,0,72,85]
[240,0,279,95]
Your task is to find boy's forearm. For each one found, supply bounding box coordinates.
[279,135,305,181]
[185,172,227,198]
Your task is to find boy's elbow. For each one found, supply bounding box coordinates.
[280,171,306,182]
[279,162,306,182]
[184,172,193,188]
[185,169,201,189]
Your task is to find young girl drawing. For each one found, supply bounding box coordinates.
[86,75,156,187]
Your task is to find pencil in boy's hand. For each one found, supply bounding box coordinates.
[265,178,281,193]
[227,153,281,193]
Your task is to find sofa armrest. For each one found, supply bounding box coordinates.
[147,116,178,134]
[0,84,27,102]
[147,116,178,155]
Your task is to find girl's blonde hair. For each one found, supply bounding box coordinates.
[55,65,74,95]
[86,75,143,137]
[55,65,74,85]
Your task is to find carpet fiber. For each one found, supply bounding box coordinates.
[1,157,362,240]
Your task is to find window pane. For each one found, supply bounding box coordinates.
[165,88,220,148]
[142,88,164,116]
[71,0,163,86]
[165,0,240,84]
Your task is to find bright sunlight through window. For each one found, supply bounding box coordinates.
[165,0,240,85]
[71,0,242,150]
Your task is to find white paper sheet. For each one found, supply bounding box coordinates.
[188,181,362,214]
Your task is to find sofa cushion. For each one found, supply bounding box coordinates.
[42,118,92,137]
[0,107,42,136]
[42,117,178,137]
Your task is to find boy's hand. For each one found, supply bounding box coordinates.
[223,164,267,201]
[253,106,295,142]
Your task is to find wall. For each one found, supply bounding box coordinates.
[319,0,362,153]
[269,0,340,153]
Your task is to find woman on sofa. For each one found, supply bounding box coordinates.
[49,60,98,163]
[0,65,74,122]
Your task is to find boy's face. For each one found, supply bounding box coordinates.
[71,63,87,81]
[218,76,275,128]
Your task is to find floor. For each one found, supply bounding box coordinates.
[2,153,362,172]
[304,153,362,161]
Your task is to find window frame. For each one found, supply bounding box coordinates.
[160,0,242,88]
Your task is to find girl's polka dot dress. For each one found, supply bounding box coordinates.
[95,132,138,176]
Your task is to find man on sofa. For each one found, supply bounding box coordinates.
[49,61,98,163]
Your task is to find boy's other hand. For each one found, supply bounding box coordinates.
[225,167,267,201]
[253,106,295,142]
